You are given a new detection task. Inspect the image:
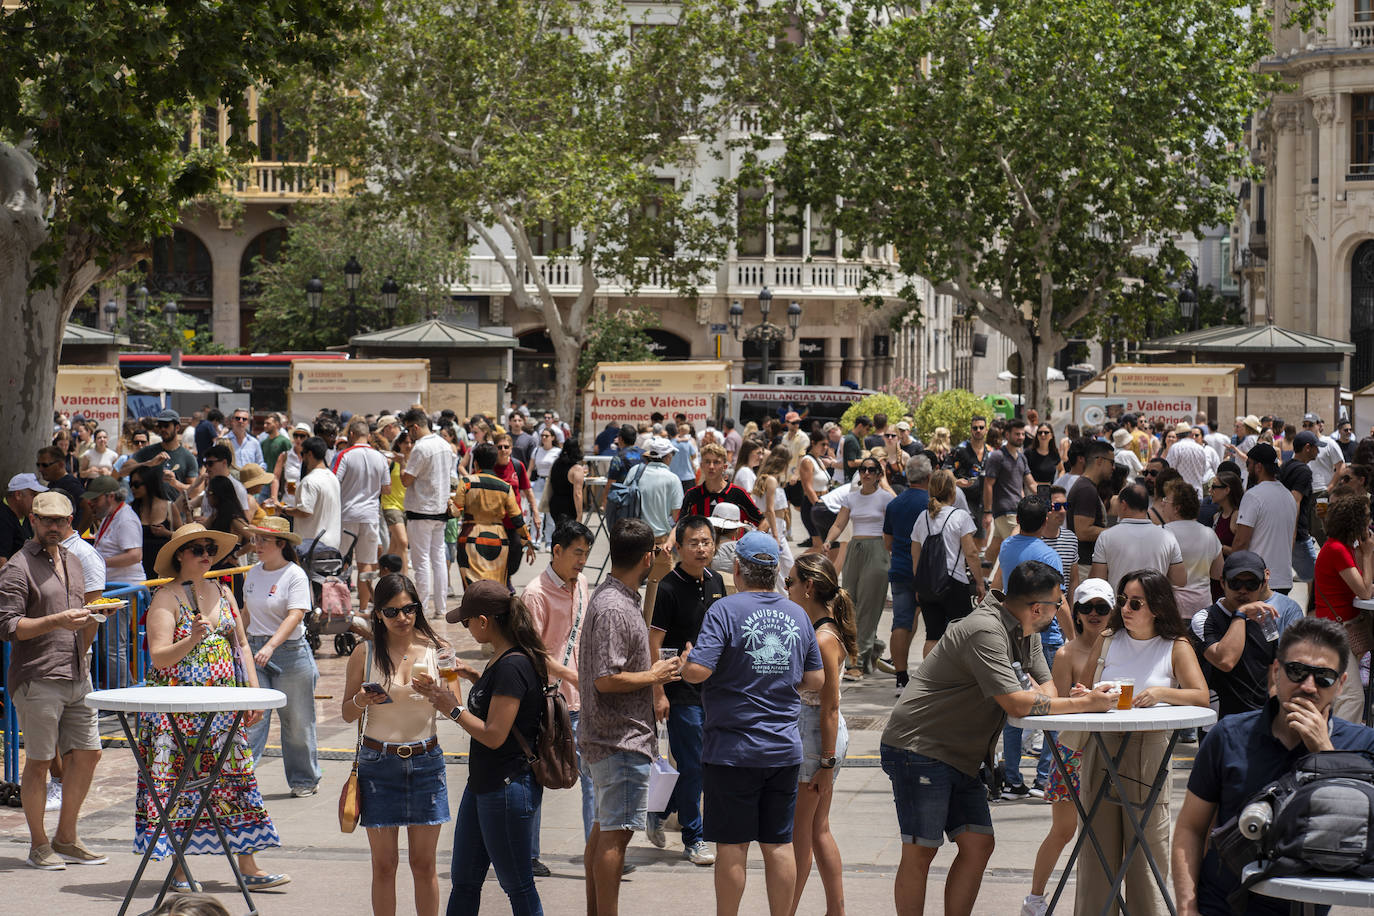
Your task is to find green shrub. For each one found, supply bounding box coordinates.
[912,389,985,444]
[839,393,911,433]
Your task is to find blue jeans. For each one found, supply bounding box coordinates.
[1001,643,1058,788]
[245,635,322,791]
[449,770,544,916]
[662,702,705,845]
[531,709,595,859]
[1292,535,1318,583]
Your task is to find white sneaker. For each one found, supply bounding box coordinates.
[645,813,666,849]
[45,781,62,812]
[683,841,715,866]
[1021,893,1048,916]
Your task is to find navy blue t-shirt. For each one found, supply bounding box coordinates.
[884,486,929,583]
[688,591,822,767]
[1187,698,1374,916]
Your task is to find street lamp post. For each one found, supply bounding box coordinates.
[728,286,802,384]
[163,299,181,368]
[305,276,324,328]
[344,255,362,335]
[103,298,119,332]
[380,276,400,327]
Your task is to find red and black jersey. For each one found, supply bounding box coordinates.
[679,482,764,525]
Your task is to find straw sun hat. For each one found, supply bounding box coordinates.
[244,515,303,546]
[154,523,241,578]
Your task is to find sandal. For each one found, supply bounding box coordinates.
[242,873,291,890]
[842,667,864,682]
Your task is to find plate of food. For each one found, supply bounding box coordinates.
[84,596,127,624]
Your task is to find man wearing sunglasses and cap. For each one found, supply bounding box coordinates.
[1173,616,1374,916]
[1195,551,1304,721]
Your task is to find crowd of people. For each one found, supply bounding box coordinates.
[3,401,1374,916]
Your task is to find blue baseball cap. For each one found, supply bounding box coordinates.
[736,531,780,568]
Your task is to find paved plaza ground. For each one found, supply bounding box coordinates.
[0,530,1358,915]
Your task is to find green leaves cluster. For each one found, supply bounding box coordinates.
[839,393,911,434]
[115,299,231,356]
[246,200,463,351]
[912,389,986,445]
[576,306,660,390]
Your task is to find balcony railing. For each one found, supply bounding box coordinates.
[1354,18,1374,47]
[231,162,343,197]
[460,254,900,297]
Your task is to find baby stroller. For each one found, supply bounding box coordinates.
[300,531,359,656]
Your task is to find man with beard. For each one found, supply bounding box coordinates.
[878,562,1115,916]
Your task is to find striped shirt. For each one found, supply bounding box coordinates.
[1044,528,1079,593]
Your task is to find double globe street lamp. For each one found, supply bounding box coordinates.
[728,286,803,384]
[306,257,401,334]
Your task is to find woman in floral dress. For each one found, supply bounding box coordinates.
[137,523,288,890]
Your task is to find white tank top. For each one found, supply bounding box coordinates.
[1101,633,1177,690]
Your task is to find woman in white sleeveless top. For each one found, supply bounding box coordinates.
[1074,569,1208,916]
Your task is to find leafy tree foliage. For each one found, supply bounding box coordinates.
[0,0,365,483]
[765,0,1326,416]
[247,201,463,350]
[912,388,986,445]
[577,307,660,390]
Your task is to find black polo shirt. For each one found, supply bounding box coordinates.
[650,563,726,706]
[680,482,763,526]
[1188,697,1374,916]
[0,502,30,560]
[951,442,988,512]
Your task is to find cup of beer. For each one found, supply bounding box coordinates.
[437,648,460,684]
[286,479,297,496]
[1115,677,1135,710]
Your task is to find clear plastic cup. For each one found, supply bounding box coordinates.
[1259,611,1281,642]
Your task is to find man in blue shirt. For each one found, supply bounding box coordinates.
[1173,617,1374,916]
[990,496,1070,798]
[883,454,932,693]
[684,531,823,916]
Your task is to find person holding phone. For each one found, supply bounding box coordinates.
[342,574,450,916]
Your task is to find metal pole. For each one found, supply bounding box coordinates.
[761,335,770,385]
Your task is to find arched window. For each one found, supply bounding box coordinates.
[147,230,212,303]
[1352,240,1374,390]
[239,227,288,300]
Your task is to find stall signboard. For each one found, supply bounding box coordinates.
[582,361,731,447]
[1106,365,1237,398]
[56,365,124,431]
[289,358,429,423]
[1077,396,1198,430]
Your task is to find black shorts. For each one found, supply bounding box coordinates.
[703,762,800,845]
[919,579,974,641]
[810,504,839,546]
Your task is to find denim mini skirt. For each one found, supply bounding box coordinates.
[358,743,451,828]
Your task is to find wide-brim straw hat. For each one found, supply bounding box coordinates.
[244,515,303,546]
[238,463,275,490]
[154,523,241,578]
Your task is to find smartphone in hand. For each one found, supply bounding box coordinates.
[361,682,393,704]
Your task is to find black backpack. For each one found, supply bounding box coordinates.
[1214,750,1374,912]
[913,509,957,602]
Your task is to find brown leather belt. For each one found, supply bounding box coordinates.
[361,736,438,759]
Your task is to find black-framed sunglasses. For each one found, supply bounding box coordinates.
[1281,661,1339,689]
[1075,602,1111,617]
[380,602,422,619]
[1143,469,1159,477]
[182,541,219,559]
[971,424,986,431]
[1116,595,1147,611]
[859,465,881,474]
[1210,481,1228,490]
[1226,576,1262,592]
[1051,502,1067,512]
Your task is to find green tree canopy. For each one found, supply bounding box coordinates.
[247,200,463,350]
[577,306,660,390]
[0,0,365,482]
[765,0,1326,415]
[283,0,776,418]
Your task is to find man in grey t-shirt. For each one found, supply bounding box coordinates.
[983,419,1036,569]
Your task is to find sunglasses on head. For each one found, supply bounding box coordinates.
[1117,595,1147,611]
[1226,576,1261,592]
[380,602,421,619]
[182,541,219,559]
[1281,661,1339,689]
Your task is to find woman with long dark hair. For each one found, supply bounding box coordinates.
[1027,423,1061,485]
[1207,470,1244,558]
[1313,493,1374,723]
[132,464,181,579]
[414,580,549,916]
[547,438,585,531]
[785,554,857,916]
[205,475,251,567]
[342,574,450,916]
[1074,569,1208,916]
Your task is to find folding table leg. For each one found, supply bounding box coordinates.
[1046,734,1130,915]
[1095,730,1181,916]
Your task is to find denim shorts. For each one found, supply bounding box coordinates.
[890,579,918,631]
[358,743,450,828]
[880,745,992,848]
[588,750,651,832]
[798,703,849,783]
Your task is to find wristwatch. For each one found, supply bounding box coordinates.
[448,705,466,723]
[818,755,838,769]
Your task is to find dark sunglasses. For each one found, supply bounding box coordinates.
[859,466,880,474]
[1075,602,1111,617]
[182,542,219,559]
[971,424,986,431]
[1051,502,1067,512]
[1210,482,1228,489]
[1226,576,1262,592]
[1281,661,1339,689]
[1143,469,1159,477]
[883,433,898,439]
[380,602,421,619]
[1116,595,1147,611]
[37,459,61,468]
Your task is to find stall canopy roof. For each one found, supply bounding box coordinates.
[1143,324,1355,356]
[124,366,231,395]
[347,318,519,350]
[62,323,130,346]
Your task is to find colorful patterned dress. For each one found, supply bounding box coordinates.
[134,588,280,859]
[455,472,530,587]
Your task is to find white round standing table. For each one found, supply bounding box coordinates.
[86,687,287,916]
[1241,863,1374,915]
[1009,704,1217,916]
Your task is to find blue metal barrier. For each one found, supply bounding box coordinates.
[92,582,152,690]
[2,641,16,785]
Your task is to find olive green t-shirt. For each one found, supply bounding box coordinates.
[881,592,1050,777]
